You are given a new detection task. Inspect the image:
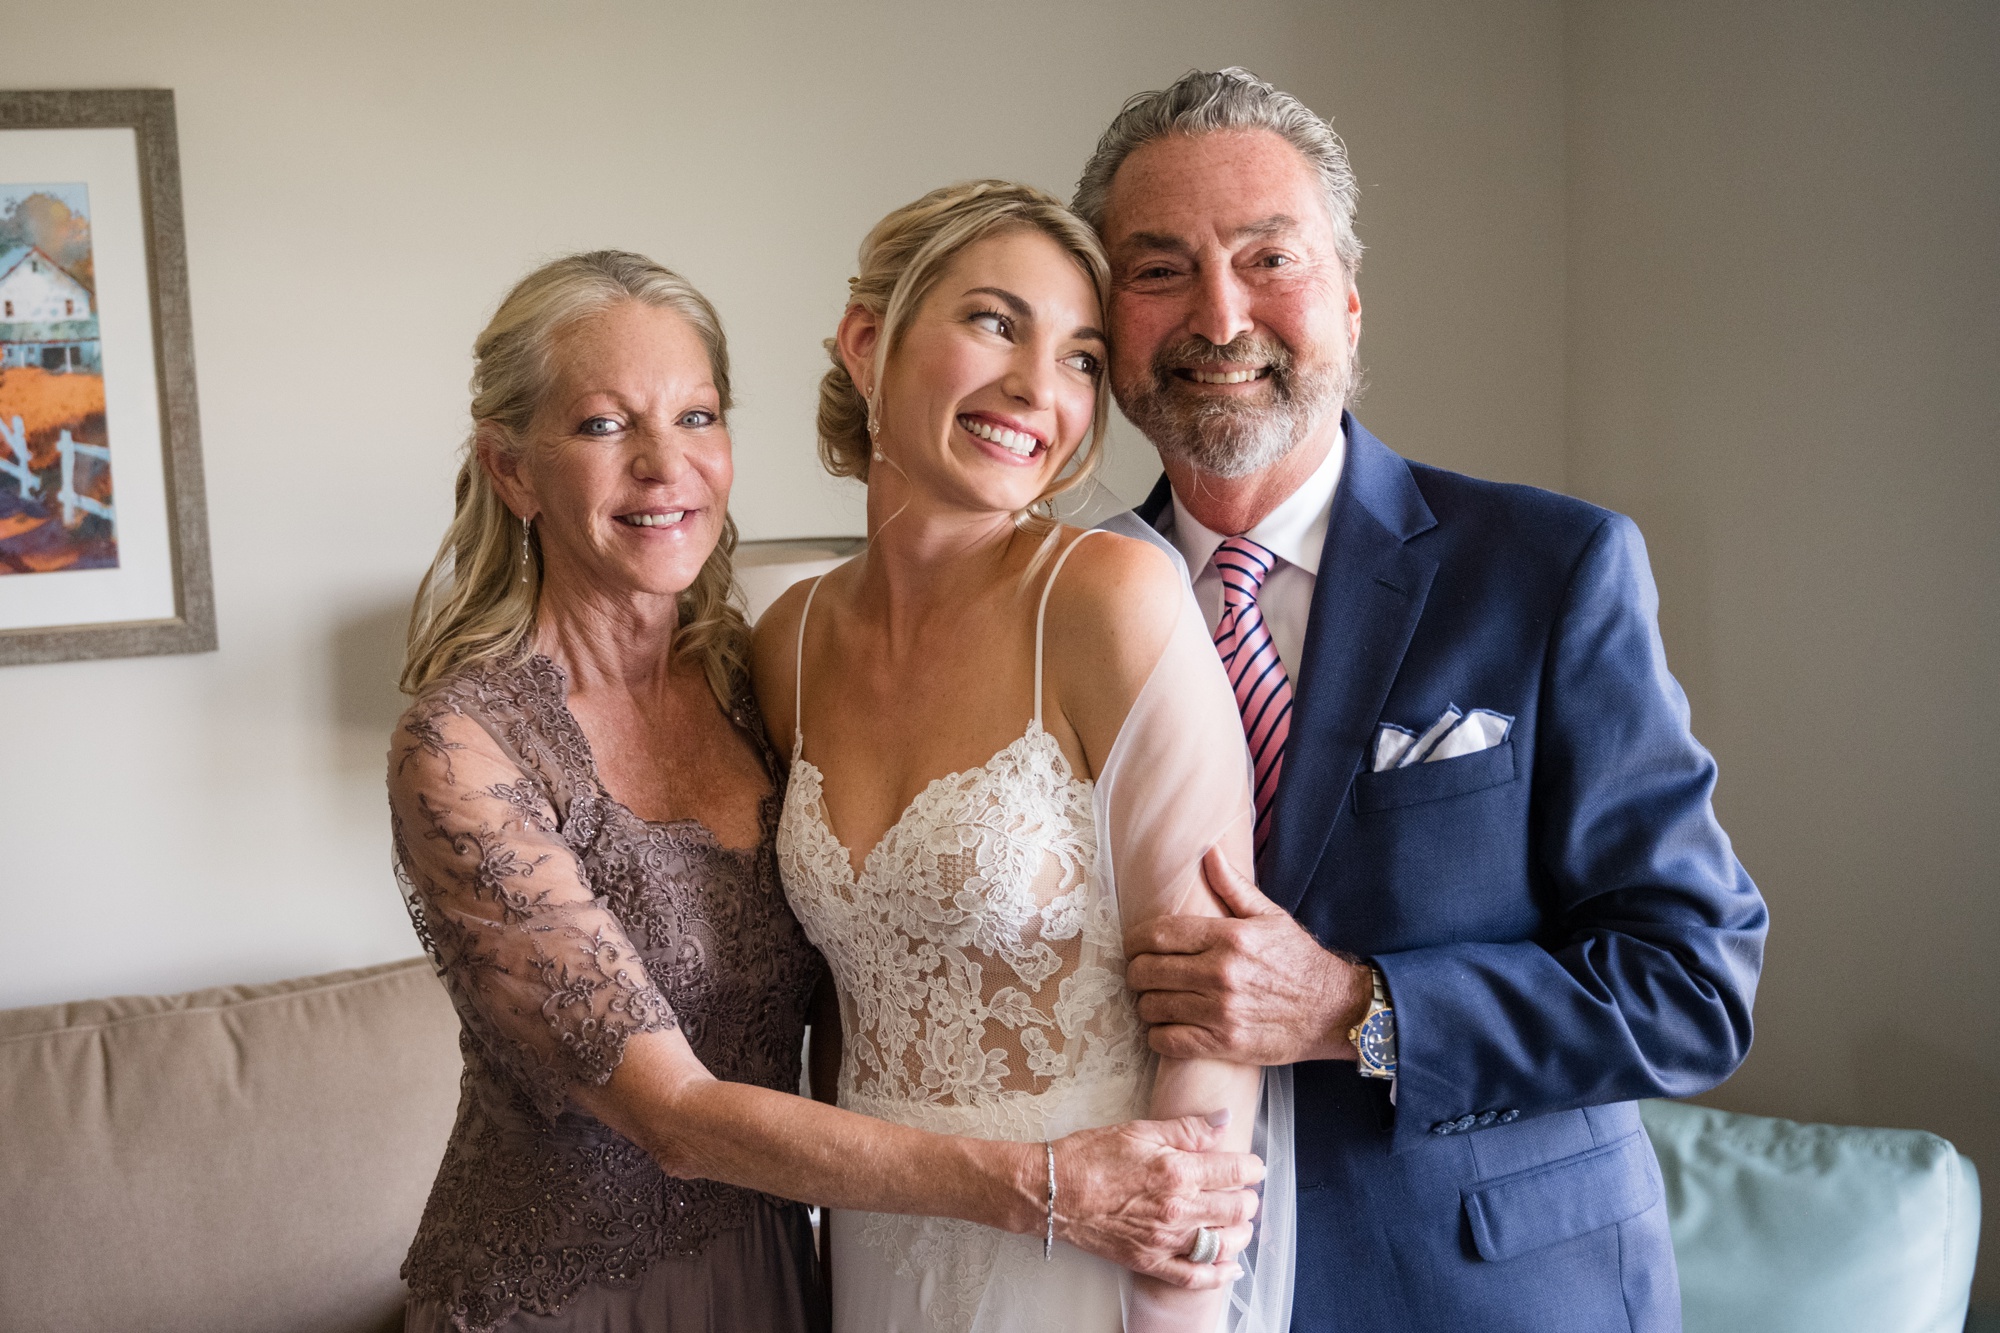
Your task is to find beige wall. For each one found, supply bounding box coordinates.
[1566,0,2000,1303]
[0,0,1564,1006]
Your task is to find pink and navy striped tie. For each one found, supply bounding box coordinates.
[1212,536,1293,857]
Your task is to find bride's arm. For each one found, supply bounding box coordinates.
[389,695,1258,1291]
[1045,533,1269,1330]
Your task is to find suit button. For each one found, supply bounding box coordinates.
[1453,1114,1478,1132]
[1431,1121,1456,1135]
[1474,1110,1499,1128]
[1499,1109,1520,1123]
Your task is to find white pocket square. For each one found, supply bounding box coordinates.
[1372,706,1513,772]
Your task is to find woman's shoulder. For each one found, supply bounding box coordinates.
[401,652,566,732]
[749,574,819,666]
[748,569,844,753]
[1042,525,1184,641]
[389,653,570,792]
[1036,525,1186,706]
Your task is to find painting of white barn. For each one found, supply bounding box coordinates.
[0,181,117,576]
[0,243,100,373]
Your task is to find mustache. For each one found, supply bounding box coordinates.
[1150,333,1298,393]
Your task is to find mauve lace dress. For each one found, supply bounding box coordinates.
[388,655,828,1333]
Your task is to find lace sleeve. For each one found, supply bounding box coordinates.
[1093,582,1296,1333]
[389,695,677,1121]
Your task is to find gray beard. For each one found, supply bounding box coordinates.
[1116,335,1351,481]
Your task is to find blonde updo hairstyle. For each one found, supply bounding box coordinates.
[818,180,1112,524]
[401,250,748,704]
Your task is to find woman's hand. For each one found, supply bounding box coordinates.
[1053,1109,1262,1289]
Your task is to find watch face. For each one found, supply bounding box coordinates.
[1358,1010,1397,1075]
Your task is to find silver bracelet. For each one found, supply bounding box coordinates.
[1043,1141,1057,1261]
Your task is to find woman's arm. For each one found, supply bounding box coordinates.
[1046,532,1269,1329]
[578,1024,1254,1288]
[389,695,1258,1290]
[1126,895,1264,1324]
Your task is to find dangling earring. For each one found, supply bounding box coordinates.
[519,515,533,585]
[866,388,885,461]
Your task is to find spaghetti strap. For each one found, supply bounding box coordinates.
[794,575,827,752]
[1033,529,1103,729]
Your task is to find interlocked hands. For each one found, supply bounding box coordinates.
[1053,1108,1262,1287]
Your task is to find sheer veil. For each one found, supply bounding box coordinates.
[1094,573,1297,1333]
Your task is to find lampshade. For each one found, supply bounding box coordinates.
[734,537,865,622]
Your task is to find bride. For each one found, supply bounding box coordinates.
[753,181,1293,1333]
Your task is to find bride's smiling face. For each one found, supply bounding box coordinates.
[848,228,1105,519]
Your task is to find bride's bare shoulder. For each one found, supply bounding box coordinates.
[750,576,815,654]
[749,573,832,752]
[1039,526,1184,688]
[1045,526,1181,621]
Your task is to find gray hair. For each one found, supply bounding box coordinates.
[1073,67,1363,273]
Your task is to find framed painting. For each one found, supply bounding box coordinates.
[0,89,213,665]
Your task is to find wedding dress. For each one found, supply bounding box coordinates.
[776,531,1294,1333]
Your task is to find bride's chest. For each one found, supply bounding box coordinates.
[777,742,1111,956]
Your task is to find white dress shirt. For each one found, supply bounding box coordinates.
[1163,427,1347,678]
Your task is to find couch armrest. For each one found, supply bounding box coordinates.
[1642,1099,1981,1333]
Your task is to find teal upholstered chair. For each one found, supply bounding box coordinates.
[1641,1100,1982,1333]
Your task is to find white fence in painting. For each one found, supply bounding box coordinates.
[56,430,112,527]
[0,414,38,500]
[0,415,113,528]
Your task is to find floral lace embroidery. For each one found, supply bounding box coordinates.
[776,722,1149,1332]
[391,655,823,1333]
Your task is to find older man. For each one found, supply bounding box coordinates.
[1084,69,1767,1331]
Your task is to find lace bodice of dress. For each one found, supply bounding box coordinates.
[389,655,824,1333]
[778,722,1145,1134]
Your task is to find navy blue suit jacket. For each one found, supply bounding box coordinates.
[1122,417,1767,1332]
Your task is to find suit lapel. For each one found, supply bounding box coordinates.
[1261,417,1437,913]
[1122,427,1436,914]
[1135,472,1175,529]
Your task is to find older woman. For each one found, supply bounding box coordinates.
[388,251,1260,1333]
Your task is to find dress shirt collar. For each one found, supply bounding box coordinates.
[1166,424,1347,577]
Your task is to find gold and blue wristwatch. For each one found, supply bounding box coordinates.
[1349,967,1397,1080]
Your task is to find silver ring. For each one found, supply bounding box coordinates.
[1186,1226,1222,1265]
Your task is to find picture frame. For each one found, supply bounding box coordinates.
[0,88,213,665]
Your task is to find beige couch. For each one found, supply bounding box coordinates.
[0,959,461,1333]
[4,959,1982,1333]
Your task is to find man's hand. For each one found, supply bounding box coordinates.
[1053,1110,1262,1289]
[1125,847,1373,1066]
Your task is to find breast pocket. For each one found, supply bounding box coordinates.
[1351,741,1517,814]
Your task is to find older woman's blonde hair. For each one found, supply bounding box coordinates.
[401,250,748,703]
[818,180,1112,523]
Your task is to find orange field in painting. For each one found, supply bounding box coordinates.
[0,367,107,467]
[0,366,116,574]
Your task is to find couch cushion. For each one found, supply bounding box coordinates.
[0,959,461,1333]
[1641,1099,1982,1333]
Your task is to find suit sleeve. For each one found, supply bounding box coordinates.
[1373,513,1767,1150]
